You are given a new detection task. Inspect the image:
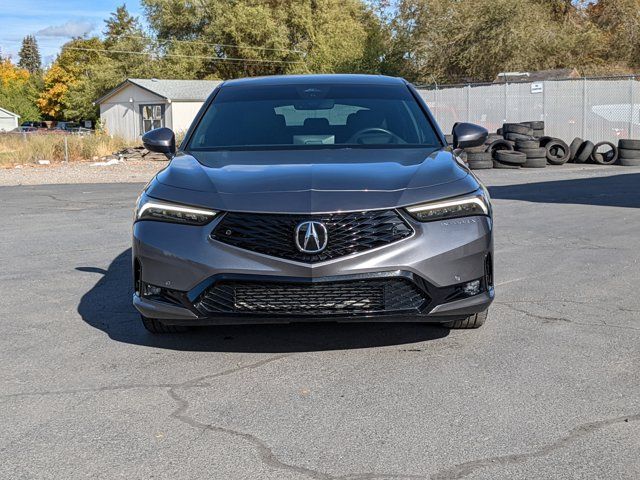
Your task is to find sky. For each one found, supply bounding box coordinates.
[0,0,145,65]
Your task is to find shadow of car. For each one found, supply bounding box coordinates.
[76,249,450,352]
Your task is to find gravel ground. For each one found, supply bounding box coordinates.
[1,165,639,479]
[0,159,168,186]
[0,158,635,187]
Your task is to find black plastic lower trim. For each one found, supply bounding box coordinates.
[145,270,487,321]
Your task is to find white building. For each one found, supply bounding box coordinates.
[96,78,222,141]
[0,107,20,132]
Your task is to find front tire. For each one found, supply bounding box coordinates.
[444,310,488,329]
[141,315,189,334]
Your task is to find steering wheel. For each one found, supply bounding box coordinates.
[347,127,405,145]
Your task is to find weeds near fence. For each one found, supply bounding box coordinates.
[0,133,129,166]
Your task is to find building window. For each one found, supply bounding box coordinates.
[140,104,164,133]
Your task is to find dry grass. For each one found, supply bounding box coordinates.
[0,133,129,166]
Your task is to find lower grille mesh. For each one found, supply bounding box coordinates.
[194,277,429,316]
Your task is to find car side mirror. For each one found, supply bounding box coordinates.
[452,123,488,149]
[142,127,176,158]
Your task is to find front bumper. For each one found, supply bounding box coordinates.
[132,212,493,325]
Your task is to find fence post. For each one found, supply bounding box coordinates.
[629,76,635,139]
[503,82,508,123]
[64,136,69,162]
[466,84,471,122]
[542,81,546,123]
[582,77,587,139]
[435,84,439,125]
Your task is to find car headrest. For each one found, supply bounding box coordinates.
[303,118,331,130]
[346,109,385,132]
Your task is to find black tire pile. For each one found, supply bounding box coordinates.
[455,121,639,170]
[617,139,640,166]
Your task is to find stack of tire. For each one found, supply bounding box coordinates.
[514,138,547,168]
[617,139,640,166]
[464,133,516,170]
[502,122,535,143]
[521,121,545,139]
[465,140,493,170]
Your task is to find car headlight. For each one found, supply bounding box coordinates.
[135,193,218,225]
[405,191,490,222]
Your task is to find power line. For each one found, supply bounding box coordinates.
[64,47,305,64]
[112,34,306,55]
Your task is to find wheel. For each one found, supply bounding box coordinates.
[522,157,547,168]
[515,139,540,150]
[575,141,595,163]
[618,148,640,159]
[545,139,570,165]
[468,159,493,170]
[569,137,583,162]
[487,139,514,155]
[532,129,545,138]
[539,136,554,147]
[522,120,544,130]
[591,142,618,165]
[618,139,640,150]
[492,160,520,169]
[467,151,492,162]
[495,150,527,165]
[503,123,533,136]
[619,157,640,166]
[141,315,189,334]
[517,147,547,158]
[464,145,488,153]
[504,133,535,142]
[444,310,488,329]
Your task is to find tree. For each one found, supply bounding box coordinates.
[38,37,113,121]
[18,35,42,74]
[141,0,383,78]
[388,0,606,84]
[0,59,41,121]
[104,4,140,44]
[37,63,77,119]
[103,5,155,78]
[587,0,640,69]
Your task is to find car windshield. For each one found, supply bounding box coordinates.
[187,83,441,150]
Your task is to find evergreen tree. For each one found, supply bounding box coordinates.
[104,4,141,45]
[103,4,153,78]
[18,35,42,74]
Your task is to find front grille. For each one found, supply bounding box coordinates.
[193,277,429,316]
[211,210,413,263]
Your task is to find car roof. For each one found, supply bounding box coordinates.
[220,74,407,88]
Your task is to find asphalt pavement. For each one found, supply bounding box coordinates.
[1,165,639,479]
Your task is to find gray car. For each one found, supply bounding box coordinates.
[133,74,493,333]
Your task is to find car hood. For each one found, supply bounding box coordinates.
[147,148,481,213]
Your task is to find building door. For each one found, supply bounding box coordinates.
[140,104,165,134]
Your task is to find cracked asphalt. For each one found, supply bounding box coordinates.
[1,165,639,479]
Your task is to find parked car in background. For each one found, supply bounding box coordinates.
[53,122,94,135]
[21,121,48,129]
[54,122,81,132]
[10,126,39,133]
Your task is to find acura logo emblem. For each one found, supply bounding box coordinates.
[295,221,328,253]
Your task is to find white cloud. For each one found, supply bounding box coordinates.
[36,20,95,38]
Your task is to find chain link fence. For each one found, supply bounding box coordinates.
[416,76,640,143]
